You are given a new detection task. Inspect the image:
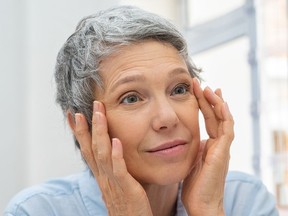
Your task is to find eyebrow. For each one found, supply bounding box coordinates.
[168,67,189,78]
[111,74,146,92]
[110,67,189,91]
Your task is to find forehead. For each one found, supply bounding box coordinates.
[98,40,186,79]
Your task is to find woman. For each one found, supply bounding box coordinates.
[5,6,278,216]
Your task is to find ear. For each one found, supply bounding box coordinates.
[67,111,76,135]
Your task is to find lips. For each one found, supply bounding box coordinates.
[147,140,187,152]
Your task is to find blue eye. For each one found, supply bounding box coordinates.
[171,84,190,95]
[121,94,140,104]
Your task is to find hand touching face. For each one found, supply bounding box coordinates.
[71,40,234,215]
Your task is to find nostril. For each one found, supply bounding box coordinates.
[159,126,168,130]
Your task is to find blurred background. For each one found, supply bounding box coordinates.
[0,0,287,214]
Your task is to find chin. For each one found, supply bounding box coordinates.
[163,168,191,185]
[164,161,197,185]
[138,165,191,186]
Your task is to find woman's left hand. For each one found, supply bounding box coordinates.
[182,78,234,216]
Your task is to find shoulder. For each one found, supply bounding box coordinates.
[225,170,264,190]
[224,171,279,216]
[225,171,272,195]
[226,170,262,183]
[4,171,89,216]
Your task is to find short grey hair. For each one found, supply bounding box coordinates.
[55,5,201,149]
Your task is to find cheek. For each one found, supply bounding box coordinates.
[106,111,147,147]
[107,112,148,170]
[177,101,199,131]
[186,109,199,132]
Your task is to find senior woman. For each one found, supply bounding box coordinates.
[5,5,278,216]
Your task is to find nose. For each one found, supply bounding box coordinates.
[151,98,179,132]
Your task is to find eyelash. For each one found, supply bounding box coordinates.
[171,83,191,96]
[120,92,142,104]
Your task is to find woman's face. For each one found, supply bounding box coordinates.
[96,40,200,186]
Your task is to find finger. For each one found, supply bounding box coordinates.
[111,138,145,196]
[203,87,224,120]
[95,99,106,114]
[93,102,139,212]
[210,103,234,157]
[220,102,234,144]
[214,88,223,100]
[92,101,113,176]
[75,113,99,177]
[109,138,132,208]
[193,78,218,138]
[112,138,133,188]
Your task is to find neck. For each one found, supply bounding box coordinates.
[143,183,179,216]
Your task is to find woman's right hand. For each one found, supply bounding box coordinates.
[73,101,153,216]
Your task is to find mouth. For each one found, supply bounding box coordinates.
[147,140,187,153]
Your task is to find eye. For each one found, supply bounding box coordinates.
[120,93,141,104]
[171,83,190,96]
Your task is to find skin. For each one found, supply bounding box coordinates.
[68,40,234,216]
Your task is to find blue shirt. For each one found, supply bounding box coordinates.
[4,170,279,216]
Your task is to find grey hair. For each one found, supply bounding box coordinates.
[55,5,201,149]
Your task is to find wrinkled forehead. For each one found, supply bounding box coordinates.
[99,40,185,79]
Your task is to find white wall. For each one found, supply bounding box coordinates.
[0,0,117,211]
[0,0,28,211]
[120,0,182,27]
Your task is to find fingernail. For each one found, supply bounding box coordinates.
[75,113,81,126]
[205,86,213,92]
[112,138,117,148]
[93,101,99,112]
